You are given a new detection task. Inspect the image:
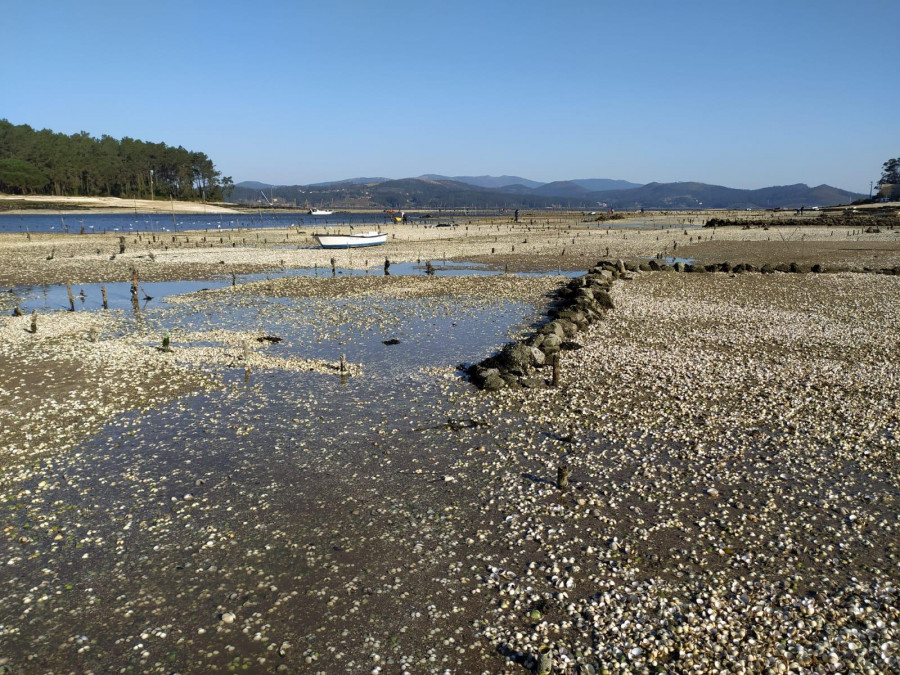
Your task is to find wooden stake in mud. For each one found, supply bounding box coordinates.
[30,310,37,334]
[557,464,571,489]
[130,268,139,302]
[340,354,346,373]
[552,353,561,387]
[101,285,108,310]
[66,282,75,312]
[130,268,140,314]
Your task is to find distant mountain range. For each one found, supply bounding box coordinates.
[231,175,863,210]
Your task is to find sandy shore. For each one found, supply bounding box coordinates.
[0,210,898,672]
[0,194,239,214]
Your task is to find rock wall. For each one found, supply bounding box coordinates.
[467,257,900,391]
[467,259,626,391]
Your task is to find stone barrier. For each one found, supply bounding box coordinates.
[467,258,900,391]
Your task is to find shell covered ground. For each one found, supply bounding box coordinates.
[0,215,899,673]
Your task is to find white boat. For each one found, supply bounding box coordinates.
[308,208,334,216]
[314,230,387,248]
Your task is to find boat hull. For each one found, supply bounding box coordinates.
[314,232,387,249]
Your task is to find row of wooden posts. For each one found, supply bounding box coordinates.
[25,269,141,333]
[65,282,110,311]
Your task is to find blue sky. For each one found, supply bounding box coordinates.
[4,0,896,192]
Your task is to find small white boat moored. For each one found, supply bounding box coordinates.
[313,230,387,249]
[308,208,334,216]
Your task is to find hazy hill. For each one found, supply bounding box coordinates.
[532,181,594,198]
[592,182,862,210]
[571,178,643,191]
[228,176,863,210]
[496,183,541,195]
[307,177,391,187]
[235,181,276,190]
[420,174,546,190]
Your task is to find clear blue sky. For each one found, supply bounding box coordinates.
[4,0,897,192]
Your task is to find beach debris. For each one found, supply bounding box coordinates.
[536,647,553,674]
[556,464,571,489]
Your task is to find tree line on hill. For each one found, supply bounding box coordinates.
[0,119,233,201]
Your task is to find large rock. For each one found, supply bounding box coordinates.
[554,315,581,334]
[593,290,615,310]
[481,370,506,391]
[540,333,562,355]
[498,342,537,375]
[469,366,504,390]
[500,373,522,390]
[591,261,618,273]
[541,321,567,338]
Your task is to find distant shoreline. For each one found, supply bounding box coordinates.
[0,194,240,215]
[1,192,894,216]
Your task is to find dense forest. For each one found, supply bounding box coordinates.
[0,119,233,201]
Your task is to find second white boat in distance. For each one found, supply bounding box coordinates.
[313,230,387,248]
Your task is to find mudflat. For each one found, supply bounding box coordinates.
[0,208,898,673]
[1,208,898,286]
